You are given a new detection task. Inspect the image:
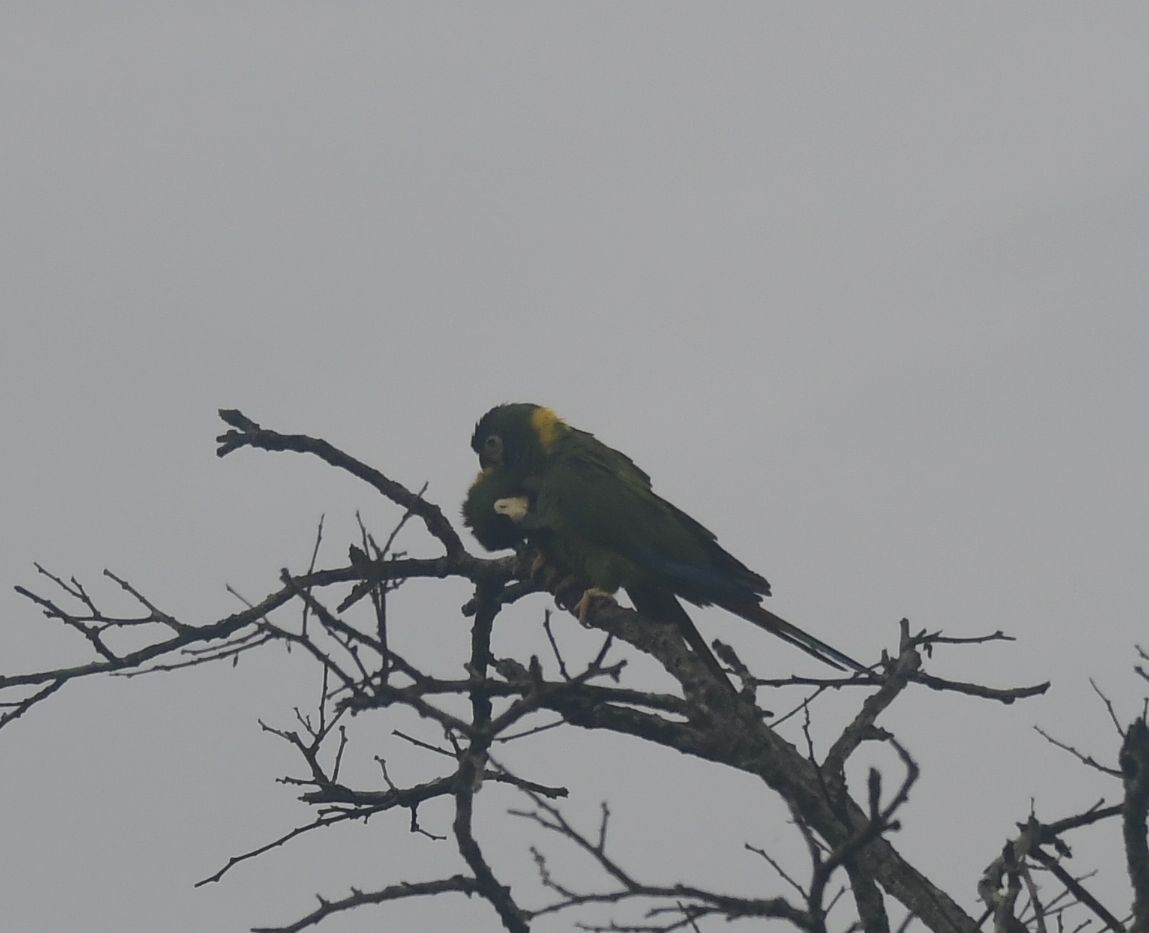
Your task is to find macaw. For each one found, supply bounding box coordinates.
[464,402,862,675]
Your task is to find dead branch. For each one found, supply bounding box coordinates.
[2,410,1079,933]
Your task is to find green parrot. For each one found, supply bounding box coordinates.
[465,402,863,675]
[462,465,530,552]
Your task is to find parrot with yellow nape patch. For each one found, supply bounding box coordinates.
[463,402,864,679]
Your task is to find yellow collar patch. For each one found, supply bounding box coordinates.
[530,406,564,452]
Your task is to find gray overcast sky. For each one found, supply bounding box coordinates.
[2,5,1148,931]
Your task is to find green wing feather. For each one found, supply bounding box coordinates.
[532,432,863,672]
[532,432,770,606]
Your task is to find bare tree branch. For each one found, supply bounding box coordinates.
[4,411,1092,933]
[216,409,465,556]
[249,875,482,933]
[1120,717,1149,932]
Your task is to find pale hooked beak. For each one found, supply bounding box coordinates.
[493,496,530,523]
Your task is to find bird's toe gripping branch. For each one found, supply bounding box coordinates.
[547,573,586,611]
[573,588,616,626]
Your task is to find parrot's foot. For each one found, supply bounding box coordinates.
[573,587,615,626]
[553,574,590,611]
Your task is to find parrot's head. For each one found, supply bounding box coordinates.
[471,403,565,471]
[462,465,527,551]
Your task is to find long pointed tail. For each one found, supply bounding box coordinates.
[725,600,864,673]
[627,587,735,690]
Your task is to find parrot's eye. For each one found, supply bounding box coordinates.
[480,434,504,466]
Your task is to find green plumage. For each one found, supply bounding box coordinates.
[465,403,862,674]
[462,467,526,551]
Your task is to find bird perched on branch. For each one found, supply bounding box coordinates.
[463,402,862,678]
